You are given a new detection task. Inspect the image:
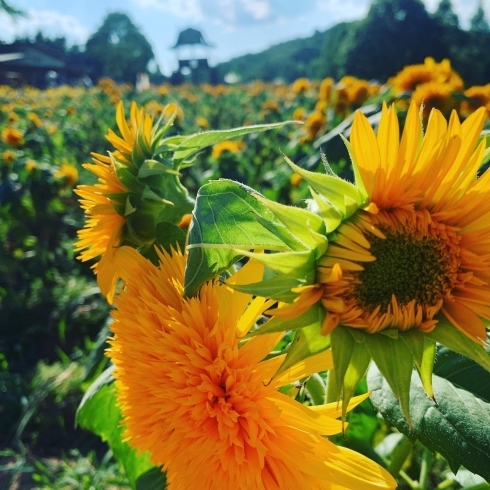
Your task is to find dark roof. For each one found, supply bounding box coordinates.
[0,46,65,70]
[0,43,86,74]
[171,28,212,48]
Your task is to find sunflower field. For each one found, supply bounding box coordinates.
[1,58,490,490]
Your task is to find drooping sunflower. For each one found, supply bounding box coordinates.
[187,102,490,419]
[108,246,396,490]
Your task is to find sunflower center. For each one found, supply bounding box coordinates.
[354,231,451,313]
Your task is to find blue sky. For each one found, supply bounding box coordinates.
[1,0,488,75]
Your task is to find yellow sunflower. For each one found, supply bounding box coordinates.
[315,102,489,342]
[108,246,396,490]
[411,82,456,119]
[75,101,194,302]
[208,101,490,418]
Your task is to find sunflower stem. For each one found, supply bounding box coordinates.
[419,447,432,490]
[388,434,412,478]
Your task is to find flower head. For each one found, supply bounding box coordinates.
[75,101,194,302]
[54,163,79,187]
[108,246,396,490]
[211,102,490,420]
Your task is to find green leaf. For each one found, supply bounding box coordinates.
[427,317,490,371]
[274,321,330,378]
[76,368,156,489]
[137,159,175,179]
[364,333,414,425]
[253,194,327,252]
[330,327,371,419]
[172,121,299,163]
[368,366,490,480]
[283,154,365,216]
[237,249,316,280]
[154,221,187,254]
[184,180,296,297]
[434,345,490,403]
[135,467,167,490]
[231,274,304,302]
[250,303,324,336]
[309,189,343,233]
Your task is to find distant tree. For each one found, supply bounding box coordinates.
[434,0,459,28]
[340,0,448,81]
[470,0,489,32]
[85,12,155,83]
[0,0,22,16]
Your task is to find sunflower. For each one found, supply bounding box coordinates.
[212,140,245,159]
[2,127,24,147]
[411,81,456,119]
[316,102,489,342]
[108,246,396,490]
[292,77,311,94]
[461,84,490,117]
[208,102,490,418]
[75,101,194,302]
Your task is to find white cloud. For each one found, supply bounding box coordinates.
[316,0,369,22]
[0,9,90,44]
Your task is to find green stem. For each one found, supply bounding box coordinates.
[419,448,432,490]
[399,470,418,490]
[388,435,412,478]
[435,478,455,490]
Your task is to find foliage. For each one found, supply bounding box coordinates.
[85,13,156,83]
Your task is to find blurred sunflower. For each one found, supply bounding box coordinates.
[412,82,456,119]
[212,140,245,159]
[108,246,396,490]
[2,127,24,147]
[304,111,326,141]
[292,77,311,94]
[461,84,490,117]
[54,163,79,187]
[2,149,15,164]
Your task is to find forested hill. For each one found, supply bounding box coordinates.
[215,0,490,86]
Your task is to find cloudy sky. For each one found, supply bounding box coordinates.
[1,0,488,75]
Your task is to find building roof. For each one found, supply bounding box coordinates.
[171,28,212,48]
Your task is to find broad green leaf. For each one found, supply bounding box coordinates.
[250,303,324,336]
[434,345,490,403]
[364,333,414,424]
[283,154,365,215]
[184,180,296,297]
[368,366,490,480]
[427,317,490,371]
[274,321,330,378]
[231,274,304,302]
[76,368,156,489]
[172,121,299,163]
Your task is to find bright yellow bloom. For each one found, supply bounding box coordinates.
[25,159,36,172]
[389,58,463,94]
[212,140,245,159]
[290,172,303,187]
[292,107,306,121]
[108,246,396,490]
[317,103,489,343]
[318,77,334,102]
[2,127,24,147]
